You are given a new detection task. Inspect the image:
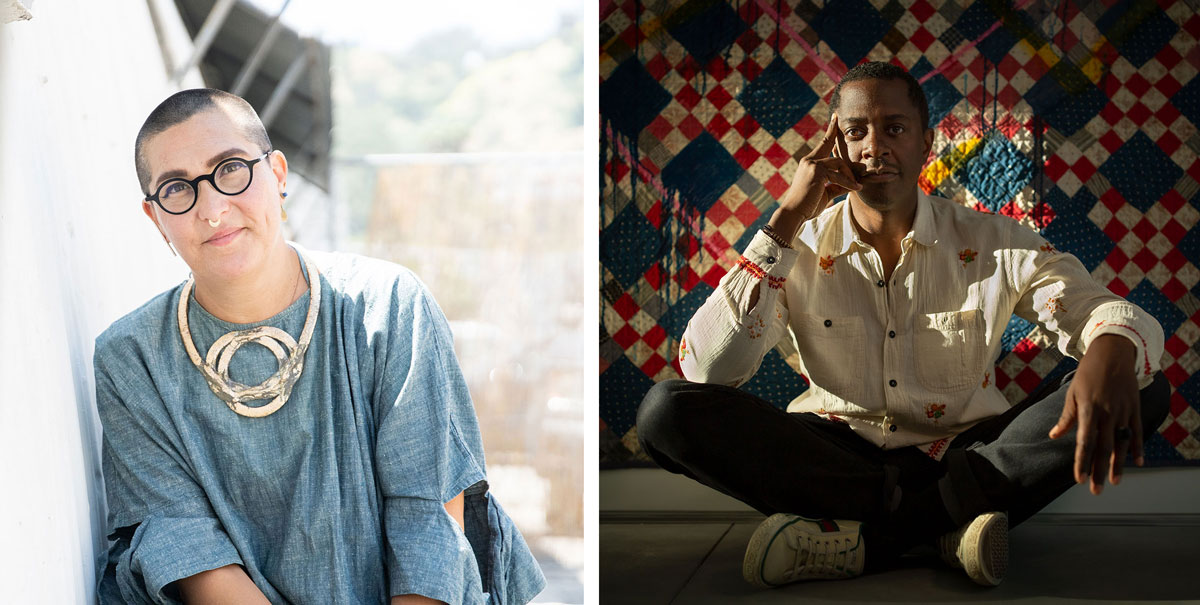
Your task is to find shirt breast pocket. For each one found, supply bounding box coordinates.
[914,309,986,393]
[794,312,864,402]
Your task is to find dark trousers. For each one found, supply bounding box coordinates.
[637,372,1170,560]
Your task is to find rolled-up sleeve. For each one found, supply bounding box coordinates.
[1009,230,1164,388]
[1078,301,1164,388]
[103,517,243,604]
[373,280,489,604]
[95,351,242,604]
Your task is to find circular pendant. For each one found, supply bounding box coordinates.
[205,325,301,417]
[177,248,321,417]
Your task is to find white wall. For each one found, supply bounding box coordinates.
[0,2,202,601]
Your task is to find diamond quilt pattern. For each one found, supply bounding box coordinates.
[600,0,1200,467]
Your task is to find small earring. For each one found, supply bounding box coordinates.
[281,191,288,199]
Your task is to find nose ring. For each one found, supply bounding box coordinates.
[208,219,221,228]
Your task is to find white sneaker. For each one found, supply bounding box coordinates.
[937,511,1008,586]
[742,513,865,588]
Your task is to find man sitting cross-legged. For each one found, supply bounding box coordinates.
[637,62,1169,588]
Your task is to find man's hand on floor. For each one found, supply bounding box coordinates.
[1048,334,1141,495]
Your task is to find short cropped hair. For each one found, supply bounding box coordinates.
[829,61,930,130]
[134,89,272,195]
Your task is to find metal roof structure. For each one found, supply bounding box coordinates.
[170,0,332,190]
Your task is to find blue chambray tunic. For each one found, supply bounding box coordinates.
[94,247,545,604]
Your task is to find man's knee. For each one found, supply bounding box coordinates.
[636,379,692,447]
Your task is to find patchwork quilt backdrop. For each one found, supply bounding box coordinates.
[599,0,1200,467]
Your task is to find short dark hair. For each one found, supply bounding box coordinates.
[134,88,272,195]
[829,61,930,129]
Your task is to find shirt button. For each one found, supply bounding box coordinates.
[824,319,833,327]
[889,379,897,387]
[889,424,898,432]
[876,280,885,287]
[888,330,896,338]
[766,256,777,264]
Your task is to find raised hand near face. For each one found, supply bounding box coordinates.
[769,113,862,241]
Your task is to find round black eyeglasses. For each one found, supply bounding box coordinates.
[145,151,272,215]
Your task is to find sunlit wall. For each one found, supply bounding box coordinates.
[0,1,200,601]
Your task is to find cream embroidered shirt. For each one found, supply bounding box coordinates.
[678,193,1164,459]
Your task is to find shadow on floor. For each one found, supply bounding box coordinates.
[600,518,1200,604]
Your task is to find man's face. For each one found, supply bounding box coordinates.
[142,107,287,283]
[835,78,933,210]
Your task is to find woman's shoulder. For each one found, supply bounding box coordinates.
[307,248,430,304]
[94,284,183,363]
[306,250,455,347]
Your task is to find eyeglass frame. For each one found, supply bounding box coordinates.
[144,150,274,215]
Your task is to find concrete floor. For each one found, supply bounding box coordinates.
[600,517,1200,604]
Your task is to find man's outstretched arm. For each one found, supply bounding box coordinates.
[1049,333,1143,495]
[1009,222,1164,496]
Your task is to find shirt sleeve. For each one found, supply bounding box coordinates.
[372,276,489,604]
[1009,231,1164,388]
[679,230,799,386]
[94,348,243,604]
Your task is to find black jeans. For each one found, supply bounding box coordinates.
[637,372,1170,555]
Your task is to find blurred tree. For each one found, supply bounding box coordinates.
[332,17,582,156]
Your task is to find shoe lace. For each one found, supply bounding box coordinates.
[787,528,855,579]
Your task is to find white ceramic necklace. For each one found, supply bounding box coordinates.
[176,251,320,418]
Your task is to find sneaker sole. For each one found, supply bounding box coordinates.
[961,511,1008,586]
[742,513,798,589]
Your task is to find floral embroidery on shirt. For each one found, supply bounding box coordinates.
[981,371,990,389]
[926,403,946,421]
[678,337,688,362]
[958,248,977,267]
[1046,296,1066,314]
[1040,243,1059,254]
[819,255,835,275]
[767,275,786,290]
[747,314,766,339]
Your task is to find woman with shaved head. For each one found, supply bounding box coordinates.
[95,88,544,604]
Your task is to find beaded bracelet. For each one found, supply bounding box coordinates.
[761,224,793,249]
